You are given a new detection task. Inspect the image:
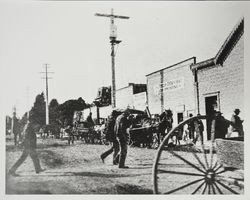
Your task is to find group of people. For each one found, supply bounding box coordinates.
[211,108,244,140]
[100,110,131,168]
[8,107,244,176]
[185,108,244,144]
[156,107,244,145]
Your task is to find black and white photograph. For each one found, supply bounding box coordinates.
[1,0,249,197]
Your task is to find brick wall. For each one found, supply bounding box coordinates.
[198,34,244,120]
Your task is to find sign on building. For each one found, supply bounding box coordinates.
[154,77,184,96]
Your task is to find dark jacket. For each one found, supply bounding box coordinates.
[23,122,37,149]
[114,113,130,140]
[105,116,117,142]
[231,114,243,132]
[211,115,230,140]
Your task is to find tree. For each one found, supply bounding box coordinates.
[49,98,60,125]
[29,92,46,130]
[19,112,28,130]
[58,97,87,126]
[48,98,61,137]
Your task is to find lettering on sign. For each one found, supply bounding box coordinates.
[153,77,184,96]
[163,77,184,92]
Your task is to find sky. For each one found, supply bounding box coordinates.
[0,0,249,118]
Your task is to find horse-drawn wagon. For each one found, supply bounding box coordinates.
[73,121,101,144]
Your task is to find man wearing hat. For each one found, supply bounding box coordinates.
[8,113,45,176]
[100,110,120,164]
[211,111,231,141]
[114,109,131,168]
[231,108,244,137]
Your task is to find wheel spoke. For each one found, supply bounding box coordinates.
[214,164,223,172]
[191,180,206,194]
[212,161,218,170]
[211,183,216,194]
[208,184,211,194]
[169,150,206,174]
[202,183,208,194]
[214,182,223,194]
[164,178,204,194]
[216,180,239,194]
[209,142,215,169]
[200,142,209,169]
[158,169,204,177]
[192,151,207,171]
[216,169,228,175]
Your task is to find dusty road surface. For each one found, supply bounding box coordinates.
[6,138,156,194]
[6,137,244,195]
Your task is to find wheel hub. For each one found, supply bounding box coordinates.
[205,169,215,184]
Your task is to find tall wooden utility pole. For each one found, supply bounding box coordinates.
[26,87,30,119]
[95,9,129,108]
[11,105,16,136]
[40,64,54,125]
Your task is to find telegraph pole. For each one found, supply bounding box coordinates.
[26,87,30,119]
[40,64,54,125]
[11,105,16,136]
[95,9,129,108]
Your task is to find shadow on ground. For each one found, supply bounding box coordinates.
[37,171,151,179]
[38,150,64,168]
[115,183,153,194]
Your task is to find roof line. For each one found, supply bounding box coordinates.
[191,18,244,70]
[215,17,244,65]
[190,57,215,71]
[146,56,196,77]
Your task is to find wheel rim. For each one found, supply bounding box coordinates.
[153,115,243,194]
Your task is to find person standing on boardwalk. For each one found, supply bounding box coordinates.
[114,110,131,168]
[187,114,195,141]
[211,111,231,141]
[8,114,45,176]
[231,108,244,137]
[193,114,204,144]
[100,110,120,165]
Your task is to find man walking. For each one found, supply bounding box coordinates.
[8,116,45,176]
[114,110,131,169]
[100,110,120,165]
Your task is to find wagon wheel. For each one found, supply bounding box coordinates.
[153,115,243,194]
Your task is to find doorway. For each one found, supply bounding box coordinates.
[177,112,184,124]
[205,95,218,140]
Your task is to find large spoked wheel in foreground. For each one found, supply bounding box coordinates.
[153,115,243,194]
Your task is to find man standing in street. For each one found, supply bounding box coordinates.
[8,114,45,176]
[114,110,131,169]
[86,112,94,127]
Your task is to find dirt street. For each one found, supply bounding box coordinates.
[6,138,156,194]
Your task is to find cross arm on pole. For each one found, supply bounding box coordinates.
[95,13,129,19]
